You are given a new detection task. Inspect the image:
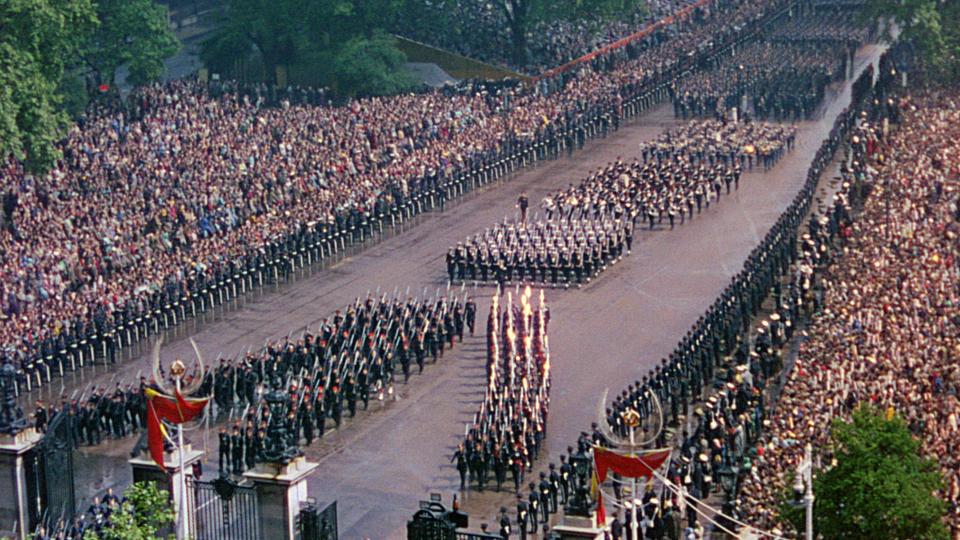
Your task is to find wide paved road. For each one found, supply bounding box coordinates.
[53,44,883,539]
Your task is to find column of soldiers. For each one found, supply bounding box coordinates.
[672,42,845,121]
[496,64,879,538]
[671,12,871,122]
[455,288,551,505]
[33,380,148,448]
[447,218,631,288]
[768,11,871,49]
[214,288,476,475]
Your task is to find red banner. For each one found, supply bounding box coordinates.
[145,388,209,471]
[593,447,671,483]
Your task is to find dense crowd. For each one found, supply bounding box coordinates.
[454,288,551,496]
[1,0,799,392]
[392,0,697,75]
[446,216,631,287]
[738,89,960,535]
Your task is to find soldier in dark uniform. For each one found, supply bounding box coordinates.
[527,483,541,532]
[231,424,244,474]
[516,495,530,540]
[499,507,512,539]
[244,426,257,470]
[538,472,553,516]
[452,443,469,489]
[517,192,529,222]
[301,403,315,445]
[34,401,48,433]
[344,375,357,417]
[465,298,477,336]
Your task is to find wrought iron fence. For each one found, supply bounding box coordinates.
[185,475,260,540]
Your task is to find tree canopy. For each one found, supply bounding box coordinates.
[814,406,948,540]
[0,0,97,172]
[864,0,960,81]
[79,0,180,87]
[202,0,416,96]
[83,481,175,540]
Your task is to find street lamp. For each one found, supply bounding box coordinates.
[717,464,738,501]
[564,449,592,517]
[791,443,814,540]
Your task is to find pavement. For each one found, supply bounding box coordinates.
[44,43,885,540]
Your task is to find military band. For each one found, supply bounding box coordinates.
[459,289,551,498]
[447,217,630,288]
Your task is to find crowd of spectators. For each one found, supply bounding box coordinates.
[738,88,960,535]
[392,0,698,75]
[0,0,799,389]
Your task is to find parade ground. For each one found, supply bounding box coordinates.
[30,43,886,539]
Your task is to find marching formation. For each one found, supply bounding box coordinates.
[31,288,479,469]
[210,287,475,474]
[446,217,631,288]
[637,120,796,171]
[455,288,551,495]
[670,12,870,121]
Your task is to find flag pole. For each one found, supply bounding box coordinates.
[173,362,188,540]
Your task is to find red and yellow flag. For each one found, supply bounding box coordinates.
[144,388,209,471]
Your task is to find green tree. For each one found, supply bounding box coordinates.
[0,0,97,172]
[814,406,947,540]
[203,0,413,91]
[864,0,960,82]
[83,482,175,540]
[78,0,180,87]
[203,0,309,85]
[332,31,415,97]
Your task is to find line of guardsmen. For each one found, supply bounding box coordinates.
[212,290,478,474]
[489,72,873,537]
[33,379,149,448]
[446,218,631,288]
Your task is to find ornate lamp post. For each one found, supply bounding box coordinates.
[260,375,301,465]
[564,449,592,517]
[718,464,738,501]
[0,363,27,436]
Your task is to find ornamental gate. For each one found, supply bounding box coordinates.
[41,412,76,524]
[298,499,338,540]
[25,411,77,531]
[185,475,260,540]
[407,506,456,540]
